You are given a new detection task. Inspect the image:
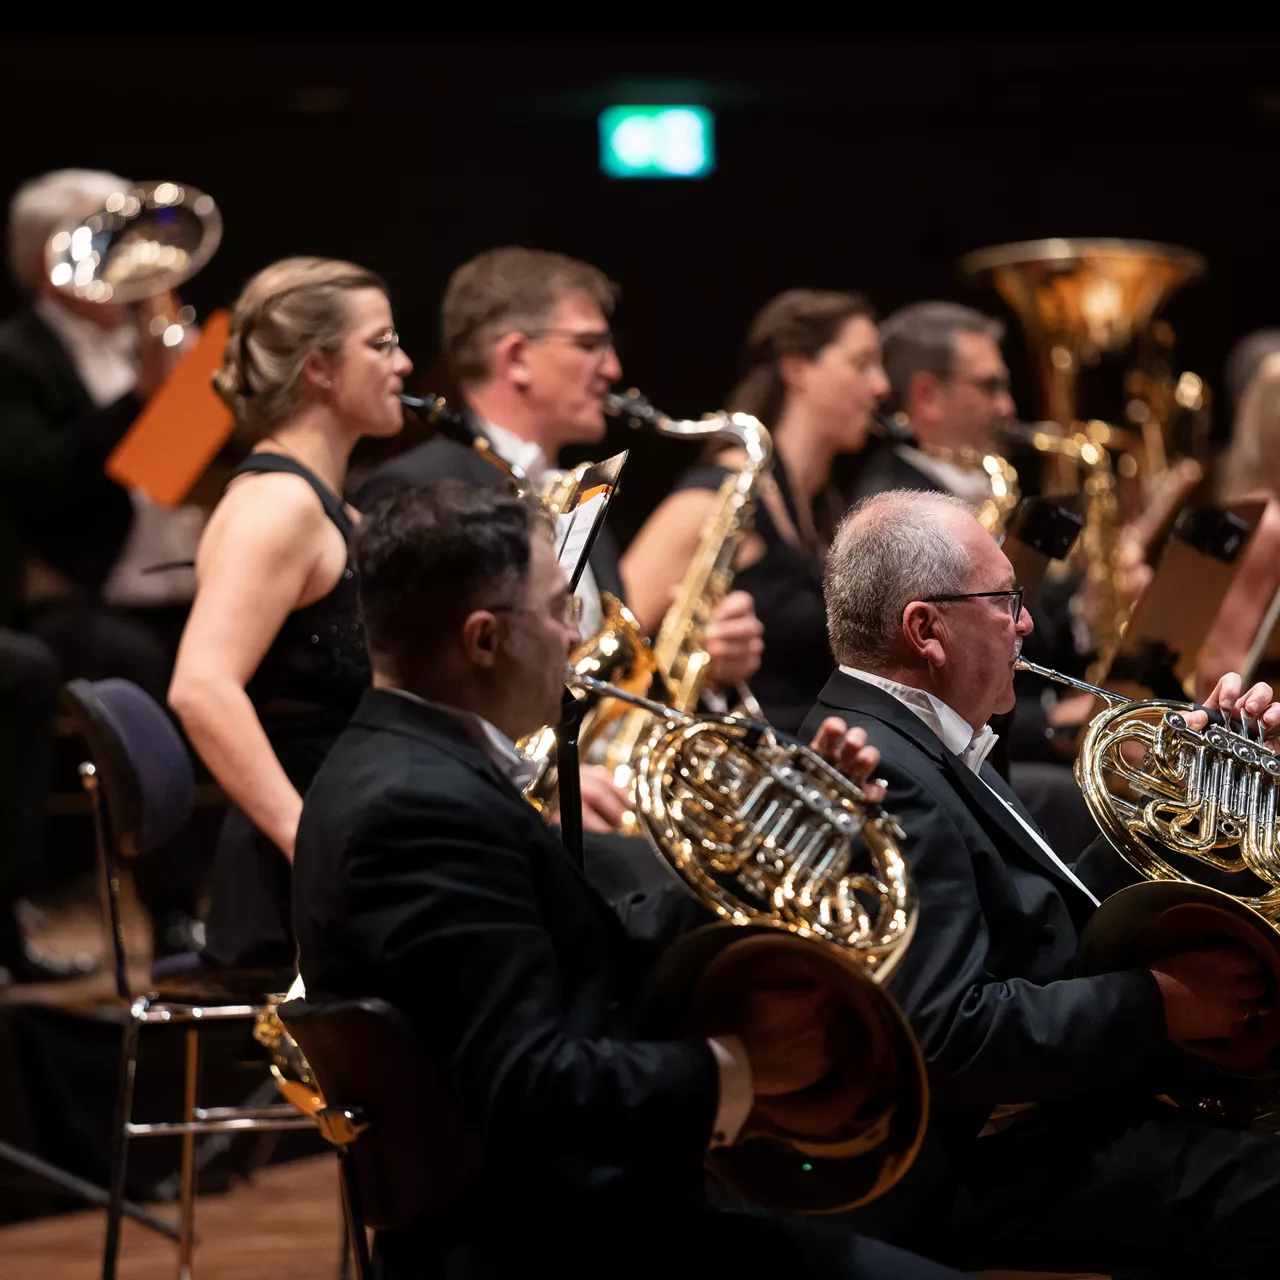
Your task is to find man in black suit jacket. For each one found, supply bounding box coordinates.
[801,487,1280,1278]
[353,247,764,839]
[292,481,968,1280]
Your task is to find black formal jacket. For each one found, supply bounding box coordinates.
[837,433,943,510]
[0,307,140,621]
[292,690,719,1272]
[799,671,1185,1130]
[352,428,627,601]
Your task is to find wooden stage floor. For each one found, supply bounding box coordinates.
[0,1153,348,1280]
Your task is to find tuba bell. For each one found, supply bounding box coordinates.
[46,180,222,339]
[1015,657,1280,1117]
[570,670,928,1212]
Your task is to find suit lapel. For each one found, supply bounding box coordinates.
[350,690,623,907]
[814,671,1090,898]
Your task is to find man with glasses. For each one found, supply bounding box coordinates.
[840,301,1014,508]
[800,488,1280,1278]
[355,247,763,836]
[292,480,967,1280]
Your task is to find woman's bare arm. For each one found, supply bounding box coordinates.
[620,488,719,636]
[169,477,336,861]
[1196,496,1280,701]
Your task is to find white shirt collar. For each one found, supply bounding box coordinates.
[894,442,995,509]
[478,418,550,484]
[838,665,998,774]
[34,296,137,408]
[383,687,537,791]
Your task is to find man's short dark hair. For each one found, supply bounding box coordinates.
[357,482,544,677]
[881,301,1005,414]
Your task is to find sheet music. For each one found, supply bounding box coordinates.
[551,450,628,591]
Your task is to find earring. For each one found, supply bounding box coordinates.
[320,379,332,390]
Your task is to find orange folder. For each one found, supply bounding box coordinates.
[106,309,237,508]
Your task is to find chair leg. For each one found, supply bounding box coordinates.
[337,1150,374,1280]
[102,1001,145,1280]
[178,1024,199,1280]
[337,1176,352,1280]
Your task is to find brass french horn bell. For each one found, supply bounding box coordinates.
[572,671,929,1213]
[1015,658,1280,1109]
[46,180,222,333]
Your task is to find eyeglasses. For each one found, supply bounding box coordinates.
[921,587,1025,624]
[368,330,402,357]
[486,594,584,625]
[522,327,616,356]
[944,373,1012,398]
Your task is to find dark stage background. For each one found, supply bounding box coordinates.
[4,32,1279,544]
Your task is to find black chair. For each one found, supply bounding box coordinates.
[59,678,316,1280]
[277,996,480,1279]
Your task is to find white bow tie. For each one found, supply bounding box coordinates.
[961,725,999,773]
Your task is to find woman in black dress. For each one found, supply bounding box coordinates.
[168,257,412,975]
[622,290,888,737]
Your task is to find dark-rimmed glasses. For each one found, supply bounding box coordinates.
[921,587,1025,624]
[522,327,615,355]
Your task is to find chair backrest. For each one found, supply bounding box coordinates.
[278,996,480,1230]
[60,678,195,858]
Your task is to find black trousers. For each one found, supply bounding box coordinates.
[373,1203,969,1280]
[0,629,60,953]
[939,1097,1280,1279]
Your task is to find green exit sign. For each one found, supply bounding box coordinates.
[598,106,715,179]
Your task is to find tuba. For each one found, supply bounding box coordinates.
[570,670,928,1211]
[47,180,222,338]
[1015,657,1280,1116]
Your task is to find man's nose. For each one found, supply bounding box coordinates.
[396,349,414,376]
[1018,605,1035,637]
[995,389,1015,421]
[602,347,622,382]
[872,366,890,400]
[566,621,583,650]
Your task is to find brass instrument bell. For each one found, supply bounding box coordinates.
[46,180,222,332]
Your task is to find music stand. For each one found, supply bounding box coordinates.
[1001,495,1084,601]
[1098,500,1267,703]
[550,451,630,863]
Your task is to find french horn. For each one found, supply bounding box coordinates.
[1014,657,1280,1115]
[569,671,928,1213]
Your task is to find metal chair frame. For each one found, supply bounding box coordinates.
[63,679,316,1280]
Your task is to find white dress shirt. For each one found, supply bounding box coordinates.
[384,685,754,1149]
[481,420,605,638]
[837,666,1099,906]
[895,442,997,510]
[34,297,203,606]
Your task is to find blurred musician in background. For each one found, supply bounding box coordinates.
[168,257,411,977]
[1196,345,1280,695]
[355,246,763,833]
[0,168,198,694]
[622,289,887,737]
[804,489,1280,1279]
[839,301,1014,506]
[0,168,208,965]
[293,480,967,1280]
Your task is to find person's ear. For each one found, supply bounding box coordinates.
[491,330,534,391]
[906,371,945,426]
[778,350,813,395]
[460,610,502,668]
[300,349,336,393]
[902,601,946,668]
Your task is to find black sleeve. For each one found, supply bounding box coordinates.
[340,786,720,1168]
[352,440,505,513]
[875,765,1172,1105]
[0,367,139,586]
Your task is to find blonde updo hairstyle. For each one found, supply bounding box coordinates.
[213,256,387,441]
